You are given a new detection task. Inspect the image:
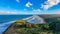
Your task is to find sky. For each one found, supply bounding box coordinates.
[0,0,60,14]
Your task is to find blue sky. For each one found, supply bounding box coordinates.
[0,0,60,14]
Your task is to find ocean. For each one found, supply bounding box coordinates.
[0,15,32,34]
[0,15,32,24]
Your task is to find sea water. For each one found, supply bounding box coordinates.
[0,15,32,23]
[0,15,32,34]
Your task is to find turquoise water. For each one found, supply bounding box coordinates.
[0,15,32,23]
[0,15,32,34]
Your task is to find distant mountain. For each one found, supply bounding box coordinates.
[39,14,60,18]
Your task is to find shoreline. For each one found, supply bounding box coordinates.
[2,23,14,34]
[0,21,16,34]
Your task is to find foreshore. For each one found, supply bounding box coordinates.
[3,23,15,34]
[1,21,16,34]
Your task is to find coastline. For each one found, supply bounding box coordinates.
[3,23,15,34]
[0,21,16,34]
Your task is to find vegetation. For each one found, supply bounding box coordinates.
[10,17,60,34]
[4,17,60,34]
[45,17,60,31]
[13,19,54,34]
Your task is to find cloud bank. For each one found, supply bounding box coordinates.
[0,11,17,14]
[33,9,41,12]
[41,0,60,10]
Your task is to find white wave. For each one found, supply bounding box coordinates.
[23,15,45,24]
[0,20,16,34]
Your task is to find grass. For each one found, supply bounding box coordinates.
[13,20,53,34]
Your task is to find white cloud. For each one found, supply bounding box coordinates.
[16,0,20,3]
[41,0,60,10]
[0,11,17,14]
[33,9,41,12]
[25,2,32,7]
[0,10,31,14]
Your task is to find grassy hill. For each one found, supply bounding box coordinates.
[4,20,54,34]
